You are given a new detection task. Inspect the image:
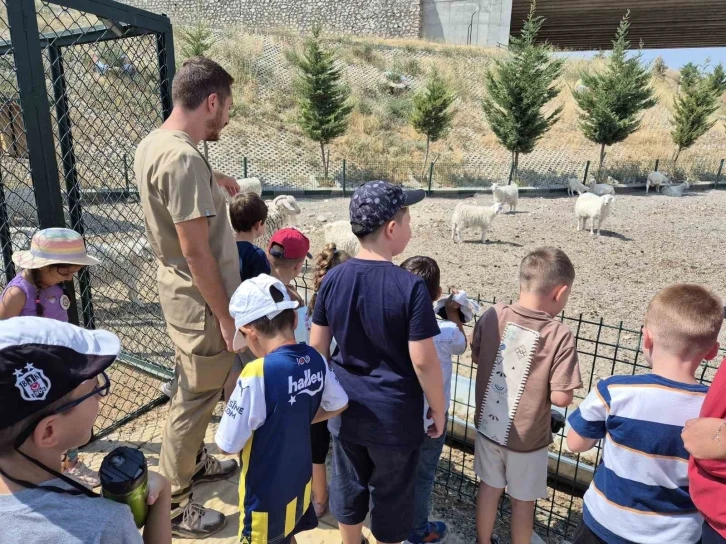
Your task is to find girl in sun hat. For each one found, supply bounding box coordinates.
[0,227,100,487]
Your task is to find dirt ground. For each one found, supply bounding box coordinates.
[297,189,726,333]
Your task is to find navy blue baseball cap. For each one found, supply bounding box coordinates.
[349,181,426,236]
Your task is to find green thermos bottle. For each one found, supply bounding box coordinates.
[100,446,149,528]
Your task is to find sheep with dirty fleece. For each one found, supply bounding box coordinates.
[451,202,504,244]
[233,177,262,196]
[323,220,360,256]
[575,193,615,237]
[588,180,615,196]
[490,183,518,213]
[660,180,690,197]
[567,178,590,197]
[646,171,672,193]
[260,195,302,248]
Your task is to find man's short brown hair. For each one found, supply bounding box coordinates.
[229,192,268,233]
[519,247,575,295]
[172,56,234,110]
[644,284,723,357]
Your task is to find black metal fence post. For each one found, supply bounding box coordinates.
[49,44,95,329]
[243,156,248,178]
[582,160,591,183]
[428,161,435,195]
[342,159,347,196]
[0,169,15,283]
[156,27,175,119]
[122,153,130,197]
[715,159,724,188]
[654,158,660,172]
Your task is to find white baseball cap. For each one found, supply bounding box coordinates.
[230,274,299,351]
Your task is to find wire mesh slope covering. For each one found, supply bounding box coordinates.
[0,0,176,437]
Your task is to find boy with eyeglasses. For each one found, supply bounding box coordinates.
[0,317,171,544]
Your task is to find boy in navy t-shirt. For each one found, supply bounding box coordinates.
[229,192,271,282]
[310,181,446,544]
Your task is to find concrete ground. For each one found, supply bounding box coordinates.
[82,402,498,544]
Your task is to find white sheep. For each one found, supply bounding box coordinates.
[646,171,671,193]
[567,178,590,197]
[451,202,504,244]
[588,180,615,196]
[323,220,360,256]
[606,175,621,185]
[490,183,518,213]
[88,235,155,304]
[575,193,615,237]
[234,177,262,196]
[660,180,690,197]
[261,195,302,247]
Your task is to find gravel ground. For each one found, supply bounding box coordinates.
[297,189,726,333]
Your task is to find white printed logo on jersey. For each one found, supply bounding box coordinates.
[288,369,324,405]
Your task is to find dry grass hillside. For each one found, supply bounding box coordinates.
[198,28,726,186]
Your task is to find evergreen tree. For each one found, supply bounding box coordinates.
[179,20,216,59]
[679,62,700,92]
[409,69,456,177]
[671,65,720,168]
[651,56,667,80]
[573,12,657,177]
[481,1,564,184]
[708,63,726,94]
[291,26,353,179]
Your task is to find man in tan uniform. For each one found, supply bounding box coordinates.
[135,57,241,539]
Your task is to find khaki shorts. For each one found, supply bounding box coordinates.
[474,432,549,501]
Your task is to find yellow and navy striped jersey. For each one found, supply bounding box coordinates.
[216,343,348,544]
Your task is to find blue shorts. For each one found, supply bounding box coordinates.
[329,435,420,543]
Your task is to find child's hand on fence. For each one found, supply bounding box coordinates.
[682,417,726,460]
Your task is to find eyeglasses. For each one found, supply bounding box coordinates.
[14,372,111,448]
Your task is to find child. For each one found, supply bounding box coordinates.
[400,256,471,544]
[219,192,272,401]
[229,192,271,282]
[685,368,726,544]
[310,181,446,544]
[0,317,171,544]
[306,243,351,518]
[569,284,723,544]
[0,228,101,488]
[215,274,348,544]
[267,227,311,304]
[472,247,582,544]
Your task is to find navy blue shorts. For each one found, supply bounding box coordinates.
[280,503,318,544]
[329,435,420,543]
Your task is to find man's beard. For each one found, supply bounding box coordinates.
[204,108,226,141]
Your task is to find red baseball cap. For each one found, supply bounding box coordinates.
[268,228,312,260]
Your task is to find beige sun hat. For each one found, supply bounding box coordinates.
[12,228,100,269]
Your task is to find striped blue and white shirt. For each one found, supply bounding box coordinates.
[568,374,707,544]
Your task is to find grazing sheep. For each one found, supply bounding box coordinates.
[575,193,615,237]
[323,220,360,256]
[261,195,302,247]
[88,236,155,304]
[661,180,690,197]
[567,178,590,197]
[646,171,671,193]
[490,183,518,213]
[588,180,616,196]
[234,177,262,196]
[451,202,504,244]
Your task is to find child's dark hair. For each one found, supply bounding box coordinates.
[400,256,440,302]
[308,244,351,314]
[248,284,296,337]
[229,192,268,233]
[520,247,575,295]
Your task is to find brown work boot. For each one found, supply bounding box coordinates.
[171,501,226,539]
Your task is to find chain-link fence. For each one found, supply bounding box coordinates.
[0,0,175,437]
[211,154,726,196]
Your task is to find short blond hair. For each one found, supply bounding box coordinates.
[519,247,575,295]
[644,284,723,356]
